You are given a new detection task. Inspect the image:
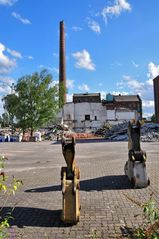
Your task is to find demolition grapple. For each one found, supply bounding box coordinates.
[124,119,150,188]
[61,136,80,224]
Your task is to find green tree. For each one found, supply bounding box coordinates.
[3,70,59,136]
[0,115,3,127]
[1,113,10,128]
[2,94,18,133]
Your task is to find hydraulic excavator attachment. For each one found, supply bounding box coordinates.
[61,136,80,224]
[124,119,150,188]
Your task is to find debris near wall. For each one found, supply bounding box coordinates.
[105,122,128,141]
[95,122,159,142]
[141,123,159,142]
[94,123,112,137]
[64,132,96,139]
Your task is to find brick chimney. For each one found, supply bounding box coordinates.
[59,20,66,108]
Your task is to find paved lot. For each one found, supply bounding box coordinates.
[0,140,159,239]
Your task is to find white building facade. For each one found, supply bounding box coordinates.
[58,93,142,133]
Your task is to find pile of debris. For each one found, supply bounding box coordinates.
[64,132,96,139]
[141,123,159,142]
[96,122,159,142]
[95,123,112,137]
[105,122,128,141]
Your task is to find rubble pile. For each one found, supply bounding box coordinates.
[96,122,159,142]
[141,123,159,142]
[105,122,128,141]
[95,123,112,137]
[65,132,96,139]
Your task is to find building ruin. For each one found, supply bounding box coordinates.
[59,93,142,133]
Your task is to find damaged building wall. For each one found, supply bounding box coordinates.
[60,103,74,129]
[59,100,140,133]
[74,102,106,132]
[103,94,142,120]
[60,102,107,132]
[106,109,137,121]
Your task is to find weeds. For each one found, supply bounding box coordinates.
[119,194,159,239]
[0,155,22,239]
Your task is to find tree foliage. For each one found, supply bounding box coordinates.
[0,113,10,128]
[2,94,18,131]
[2,70,59,135]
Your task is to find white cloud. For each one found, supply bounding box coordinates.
[100,91,106,99]
[52,67,59,75]
[111,90,128,95]
[0,76,15,85]
[0,0,18,6]
[101,0,131,24]
[38,65,57,73]
[78,84,90,91]
[47,67,55,72]
[72,26,83,32]
[87,19,101,34]
[38,64,44,69]
[111,62,122,69]
[98,83,103,86]
[7,48,22,59]
[131,60,139,68]
[122,75,144,90]
[72,49,95,71]
[142,100,154,108]
[116,70,155,116]
[117,74,152,100]
[67,79,74,89]
[147,62,159,86]
[0,85,11,94]
[0,42,16,74]
[26,55,33,60]
[53,53,58,58]
[12,12,31,25]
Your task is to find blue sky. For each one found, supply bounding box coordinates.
[0,0,159,117]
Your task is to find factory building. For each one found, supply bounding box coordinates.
[102,93,142,121]
[59,93,142,133]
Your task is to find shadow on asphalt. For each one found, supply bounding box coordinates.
[0,207,69,228]
[25,175,132,193]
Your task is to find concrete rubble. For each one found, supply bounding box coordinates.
[95,122,159,142]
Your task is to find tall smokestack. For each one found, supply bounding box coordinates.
[59,20,66,108]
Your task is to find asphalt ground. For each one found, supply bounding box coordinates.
[0,140,159,239]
